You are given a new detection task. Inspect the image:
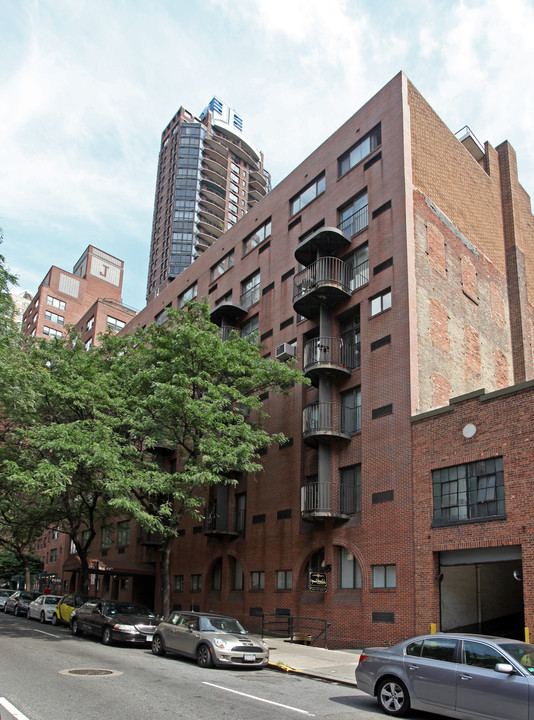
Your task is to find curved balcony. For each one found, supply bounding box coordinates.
[203,507,244,537]
[199,194,225,218]
[198,206,225,227]
[294,226,351,267]
[202,142,228,166]
[301,481,358,521]
[249,168,267,187]
[302,402,352,447]
[303,337,358,385]
[210,301,247,328]
[248,185,264,202]
[201,165,227,190]
[293,257,352,319]
[202,154,228,177]
[196,226,221,251]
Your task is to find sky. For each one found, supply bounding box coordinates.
[2,0,534,311]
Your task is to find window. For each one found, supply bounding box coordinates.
[370,288,391,317]
[340,312,361,369]
[116,520,130,547]
[339,548,362,589]
[43,326,62,338]
[341,387,361,433]
[86,316,95,332]
[101,525,112,550]
[276,570,292,590]
[372,564,396,588]
[232,558,243,591]
[50,549,57,563]
[462,640,507,669]
[211,559,222,591]
[178,282,198,307]
[174,575,184,592]
[47,295,66,311]
[235,493,246,532]
[240,314,259,339]
[420,637,457,662]
[349,245,369,290]
[240,271,260,308]
[432,457,505,524]
[210,250,234,282]
[340,464,361,514]
[44,310,64,325]
[191,574,202,591]
[250,571,265,591]
[339,192,368,237]
[290,173,325,216]
[338,124,381,176]
[107,316,126,332]
[52,527,59,540]
[81,529,91,546]
[84,339,92,351]
[243,219,272,254]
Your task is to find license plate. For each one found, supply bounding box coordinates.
[243,654,256,662]
[146,635,153,641]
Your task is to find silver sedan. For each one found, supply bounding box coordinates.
[355,633,534,719]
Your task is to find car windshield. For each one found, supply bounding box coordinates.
[44,596,59,605]
[499,642,534,672]
[104,602,154,617]
[0,590,12,597]
[200,617,246,634]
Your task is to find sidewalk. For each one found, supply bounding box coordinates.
[266,637,360,686]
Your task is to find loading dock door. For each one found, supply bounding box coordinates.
[440,546,524,639]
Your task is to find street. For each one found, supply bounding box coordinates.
[0,612,389,720]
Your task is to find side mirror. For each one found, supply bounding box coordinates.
[188,623,195,632]
[495,663,515,674]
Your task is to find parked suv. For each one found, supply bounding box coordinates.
[151,611,269,668]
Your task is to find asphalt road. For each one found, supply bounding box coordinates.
[0,611,404,720]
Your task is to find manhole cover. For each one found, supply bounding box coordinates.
[59,668,123,677]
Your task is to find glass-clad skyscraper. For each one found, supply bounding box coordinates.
[146,98,270,303]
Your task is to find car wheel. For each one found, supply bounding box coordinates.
[71,619,83,636]
[196,644,213,668]
[40,611,46,624]
[51,614,58,626]
[102,627,113,645]
[151,634,166,656]
[377,677,410,717]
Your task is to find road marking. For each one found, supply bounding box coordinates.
[203,682,315,716]
[33,629,58,638]
[0,698,31,720]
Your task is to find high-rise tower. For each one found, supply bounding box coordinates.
[146,98,271,303]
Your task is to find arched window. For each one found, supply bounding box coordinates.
[305,548,325,589]
[338,547,362,589]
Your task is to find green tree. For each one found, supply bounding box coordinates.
[0,231,17,342]
[0,330,144,594]
[104,302,307,615]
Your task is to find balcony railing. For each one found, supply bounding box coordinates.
[293,257,352,318]
[303,337,360,379]
[203,507,246,536]
[352,260,369,291]
[301,482,359,518]
[338,205,368,237]
[302,402,354,445]
[240,285,260,309]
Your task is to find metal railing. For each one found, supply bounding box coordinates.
[203,507,246,534]
[261,614,331,648]
[303,337,360,373]
[301,481,359,515]
[293,257,352,301]
[338,204,368,237]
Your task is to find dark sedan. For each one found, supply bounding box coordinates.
[3,591,40,616]
[355,632,534,719]
[70,600,158,645]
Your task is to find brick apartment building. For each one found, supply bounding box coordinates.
[26,72,534,647]
[115,71,534,647]
[20,245,140,596]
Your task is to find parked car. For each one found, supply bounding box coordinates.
[355,632,534,718]
[151,611,269,668]
[27,594,62,623]
[0,589,14,610]
[70,600,159,645]
[3,591,40,616]
[52,593,99,626]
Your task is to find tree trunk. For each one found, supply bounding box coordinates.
[159,536,174,618]
[79,551,90,595]
[24,563,31,591]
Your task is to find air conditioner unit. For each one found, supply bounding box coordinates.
[275,343,296,361]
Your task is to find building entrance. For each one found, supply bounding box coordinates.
[440,546,524,639]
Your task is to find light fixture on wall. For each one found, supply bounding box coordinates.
[513,570,523,582]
